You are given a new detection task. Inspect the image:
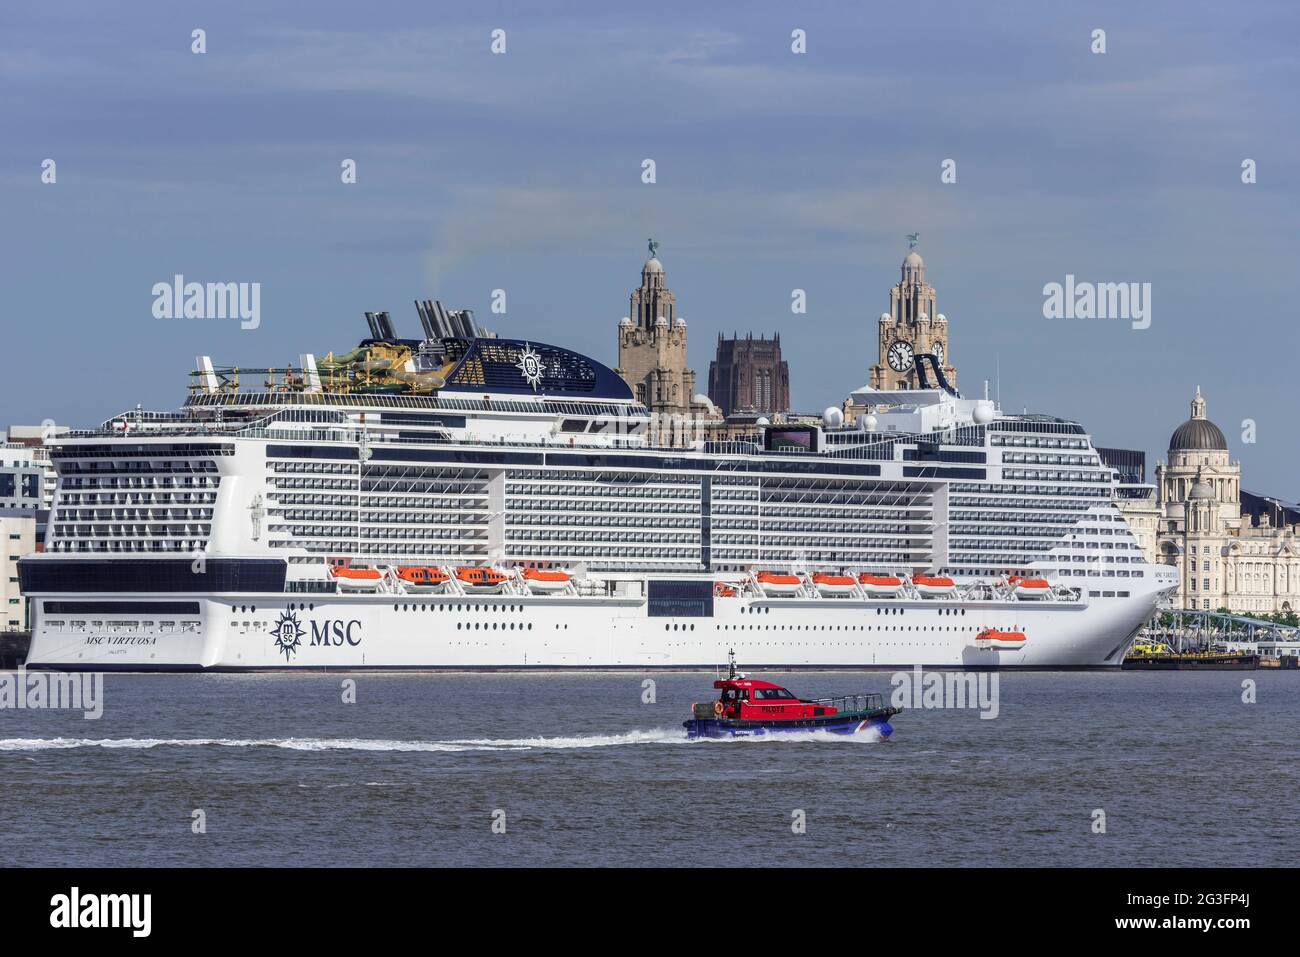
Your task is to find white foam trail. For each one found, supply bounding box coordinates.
[0,737,506,753]
[0,726,886,754]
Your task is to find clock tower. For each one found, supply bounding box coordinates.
[868,240,955,390]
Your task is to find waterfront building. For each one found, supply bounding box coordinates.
[0,509,40,633]
[1154,388,1299,614]
[4,424,66,508]
[0,443,45,511]
[615,240,718,445]
[1099,448,1161,564]
[868,242,956,392]
[707,333,790,417]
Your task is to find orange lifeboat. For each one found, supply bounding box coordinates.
[858,573,903,597]
[975,628,1028,649]
[755,571,802,597]
[912,574,956,597]
[522,568,570,594]
[1008,575,1051,600]
[811,572,856,597]
[456,567,509,593]
[714,582,738,598]
[330,565,383,592]
[395,566,450,593]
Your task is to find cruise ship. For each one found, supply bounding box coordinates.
[21,300,1178,671]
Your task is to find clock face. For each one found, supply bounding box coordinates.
[932,341,945,366]
[887,340,914,373]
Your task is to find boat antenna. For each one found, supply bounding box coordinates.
[727,648,737,680]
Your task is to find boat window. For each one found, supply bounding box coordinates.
[753,688,796,700]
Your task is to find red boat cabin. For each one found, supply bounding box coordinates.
[712,676,838,721]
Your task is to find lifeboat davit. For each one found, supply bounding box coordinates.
[975,628,1028,649]
[1009,575,1051,599]
[331,565,383,592]
[395,566,450,593]
[912,574,956,598]
[755,571,803,597]
[811,572,856,597]
[456,567,509,593]
[522,568,570,594]
[858,573,903,598]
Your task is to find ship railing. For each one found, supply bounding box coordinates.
[806,693,888,714]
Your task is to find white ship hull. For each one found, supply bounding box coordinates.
[25,580,1165,671]
[21,317,1181,673]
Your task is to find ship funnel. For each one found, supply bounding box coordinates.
[195,356,219,394]
[299,353,322,393]
[414,299,480,340]
[364,311,383,339]
[415,300,437,339]
[375,311,396,340]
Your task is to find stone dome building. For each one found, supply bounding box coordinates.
[1155,388,1298,614]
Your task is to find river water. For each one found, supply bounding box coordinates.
[0,670,1292,866]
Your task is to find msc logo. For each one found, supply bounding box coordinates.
[269,612,362,660]
[515,343,546,391]
[310,619,363,647]
[271,610,304,661]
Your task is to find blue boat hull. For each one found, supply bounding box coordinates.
[683,709,898,739]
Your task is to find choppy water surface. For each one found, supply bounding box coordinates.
[1,670,1293,866]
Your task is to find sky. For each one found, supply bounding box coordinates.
[1,0,1297,493]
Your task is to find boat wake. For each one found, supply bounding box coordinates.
[0,727,886,754]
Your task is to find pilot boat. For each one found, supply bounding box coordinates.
[684,651,901,739]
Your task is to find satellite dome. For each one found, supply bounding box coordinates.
[822,407,844,429]
[972,400,995,425]
[856,413,877,432]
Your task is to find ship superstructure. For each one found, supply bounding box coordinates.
[21,301,1177,670]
